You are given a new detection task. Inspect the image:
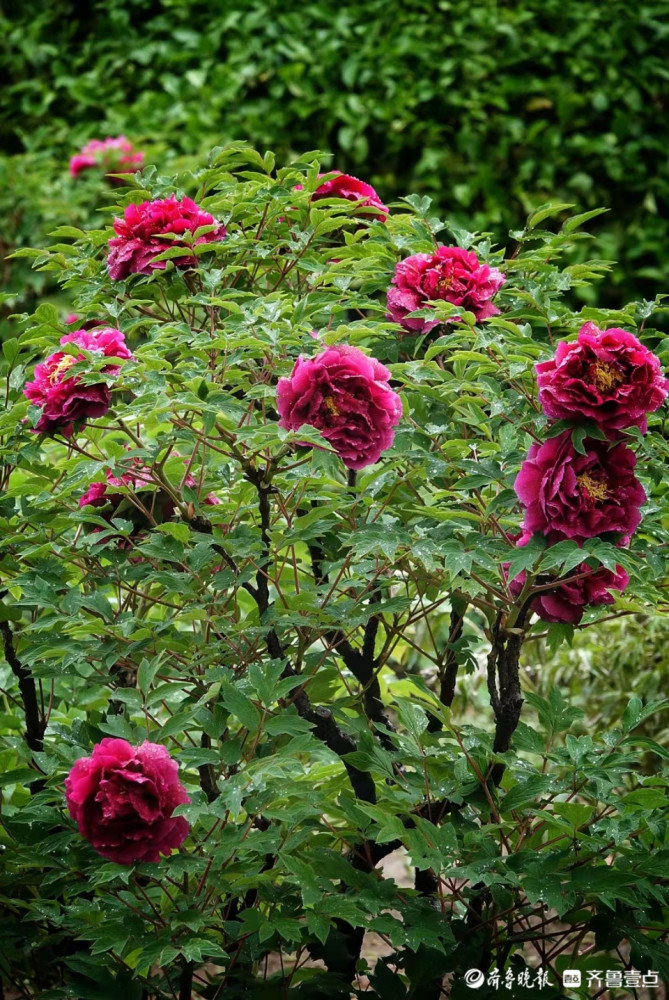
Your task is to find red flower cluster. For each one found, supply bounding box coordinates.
[512,323,667,623]
[65,739,189,864]
[387,246,505,334]
[24,327,133,436]
[277,343,402,470]
[107,196,227,280]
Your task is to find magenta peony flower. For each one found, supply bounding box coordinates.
[294,172,388,220]
[386,246,506,333]
[70,136,144,179]
[276,343,402,469]
[80,463,153,536]
[311,172,388,219]
[80,457,220,527]
[79,481,111,509]
[24,327,133,436]
[65,738,190,864]
[65,314,105,330]
[536,322,669,433]
[514,430,645,544]
[107,196,227,280]
[508,562,629,624]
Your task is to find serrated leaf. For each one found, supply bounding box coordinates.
[219,682,261,731]
[155,521,190,543]
[527,202,574,229]
[502,774,552,812]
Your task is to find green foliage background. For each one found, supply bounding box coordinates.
[2,0,669,320]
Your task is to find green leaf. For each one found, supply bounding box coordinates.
[395,698,428,740]
[219,682,261,731]
[561,208,609,233]
[2,338,20,365]
[155,522,190,543]
[137,656,162,694]
[571,425,588,455]
[527,202,574,229]
[502,775,552,812]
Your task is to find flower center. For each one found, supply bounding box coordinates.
[49,355,78,384]
[588,361,624,393]
[322,395,340,418]
[436,274,454,295]
[576,471,609,504]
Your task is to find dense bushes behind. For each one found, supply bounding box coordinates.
[2,0,668,315]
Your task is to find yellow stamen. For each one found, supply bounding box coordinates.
[49,355,78,384]
[589,361,624,393]
[436,275,454,295]
[322,396,340,417]
[577,472,609,503]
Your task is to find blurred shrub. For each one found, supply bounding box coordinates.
[524,615,669,744]
[2,0,668,317]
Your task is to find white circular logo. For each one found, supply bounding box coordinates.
[464,969,485,988]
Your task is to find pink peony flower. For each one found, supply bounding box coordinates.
[536,323,669,433]
[514,430,645,544]
[80,457,220,534]
[386,246,506,333]
[79,481,111,509]
[508,562,629,624]
[276,343,402,469]
[65,738,190,864]
[24,327,133,436]
[311,172,388,219]
[70,136,144,179]
[107,196,227,280]
[295,172,388,220]
[65,314,105,330]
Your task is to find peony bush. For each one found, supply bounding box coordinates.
[1,145,668,998]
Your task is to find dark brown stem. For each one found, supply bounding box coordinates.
[246,477,379,804]
[427,600,467,733]
[326,627,396,749]
[440,605,465,708]
[190,514,257,601]
[283,661,377,804]
[306,531,394,746]
[198,732,217,802]
[178,960,193,1000]
[487,608,529,787]
[254,480,273,614]
[412,869,446,999]
[0,620,45,760]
